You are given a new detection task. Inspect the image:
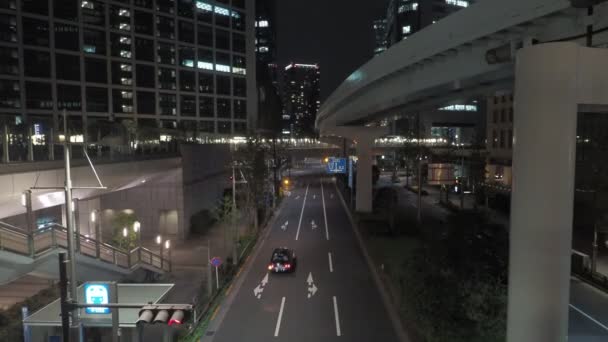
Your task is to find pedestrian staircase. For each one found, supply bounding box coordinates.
[0,221,170,285]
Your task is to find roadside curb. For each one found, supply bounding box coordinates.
[333,183,412,342]
[198,200,286,342]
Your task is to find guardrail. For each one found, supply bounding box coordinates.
[0,222,170,273]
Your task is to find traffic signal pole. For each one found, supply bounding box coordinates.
[59,253,70,342]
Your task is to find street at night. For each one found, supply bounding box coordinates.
[4,0,608,342]
[204,175,399,342]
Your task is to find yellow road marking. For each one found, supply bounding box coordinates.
[210,305,220,321]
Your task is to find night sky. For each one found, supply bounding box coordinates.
[276,0,388,101]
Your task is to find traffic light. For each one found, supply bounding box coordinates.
[136,304,192,326]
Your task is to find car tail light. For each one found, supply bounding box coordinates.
[268,264,273,270]
[285,264,291,269]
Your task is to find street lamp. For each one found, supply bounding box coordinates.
[122,227,128,250]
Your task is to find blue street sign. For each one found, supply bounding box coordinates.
[210,256,222,268]
[84,283,110,314]
[327,158,347,174]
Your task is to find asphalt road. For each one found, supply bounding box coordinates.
[203,176,399,342]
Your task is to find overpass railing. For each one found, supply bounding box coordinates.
[0,222,170,273]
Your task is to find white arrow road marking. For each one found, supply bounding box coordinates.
[333,296,342,336]
[307,284,318,298]
[330,193,334,199]
[328,252,334,273]
[253,273,270,299]
[254,285,263,298]
[281,221,289,231]
[311,220,317,230]
[274,297,286,337]
[295,195,300,200]
[295,185,309,241]
[313,194,316,200]
[306,272,318,298]
[321,180,330,241]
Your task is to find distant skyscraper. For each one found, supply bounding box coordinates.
[373,19,388,56]
[255,0,277,64]
[386,0,472,47]
[281,63,320,138]
[255,0,283,135]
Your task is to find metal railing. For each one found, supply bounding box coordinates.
[0,222,170,273]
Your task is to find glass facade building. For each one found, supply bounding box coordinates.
[385,0,472,46]
[282,63,320,139]
[0,0,256,163]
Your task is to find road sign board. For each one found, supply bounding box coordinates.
[210,257,222,268]
[327,158,347,174]
[84,283,110,314]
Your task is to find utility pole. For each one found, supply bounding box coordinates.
[33,110,106,342]
[62,110,79,335]
[231,147,238,266]
[416,112,422,224]
[207,240,213,295]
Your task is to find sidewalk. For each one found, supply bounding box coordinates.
[378,173,510,227]
[140,217,250,304]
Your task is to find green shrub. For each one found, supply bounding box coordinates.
[400,213,508,342]
[0,285,59,341]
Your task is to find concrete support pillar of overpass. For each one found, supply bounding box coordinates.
[325,126,387,213]
[507,43,608,342]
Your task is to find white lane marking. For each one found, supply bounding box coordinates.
[328,252,334,273]
[253,273,270,298]
[295,185,309,241]
[321,180,330,240]
[333,296,342,336]
[569,304,608,332]
[274,297,286,337]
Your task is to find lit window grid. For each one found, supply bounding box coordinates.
[0,0,250,136]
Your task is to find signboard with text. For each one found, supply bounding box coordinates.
[327,158,347,174]
[84,283,110,315]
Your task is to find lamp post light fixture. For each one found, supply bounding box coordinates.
[91,209,101,258]
[156,235,165,269]
[164,239,171,272]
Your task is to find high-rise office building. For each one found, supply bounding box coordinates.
[281,63,320,138]
[0,0,257,163]
[254,0,282,135]
[373,18,388,56]
[385,0,471,46]
[254,0,276,65]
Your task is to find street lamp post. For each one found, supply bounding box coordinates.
[91,210,101,258]
[164,239,171,272]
